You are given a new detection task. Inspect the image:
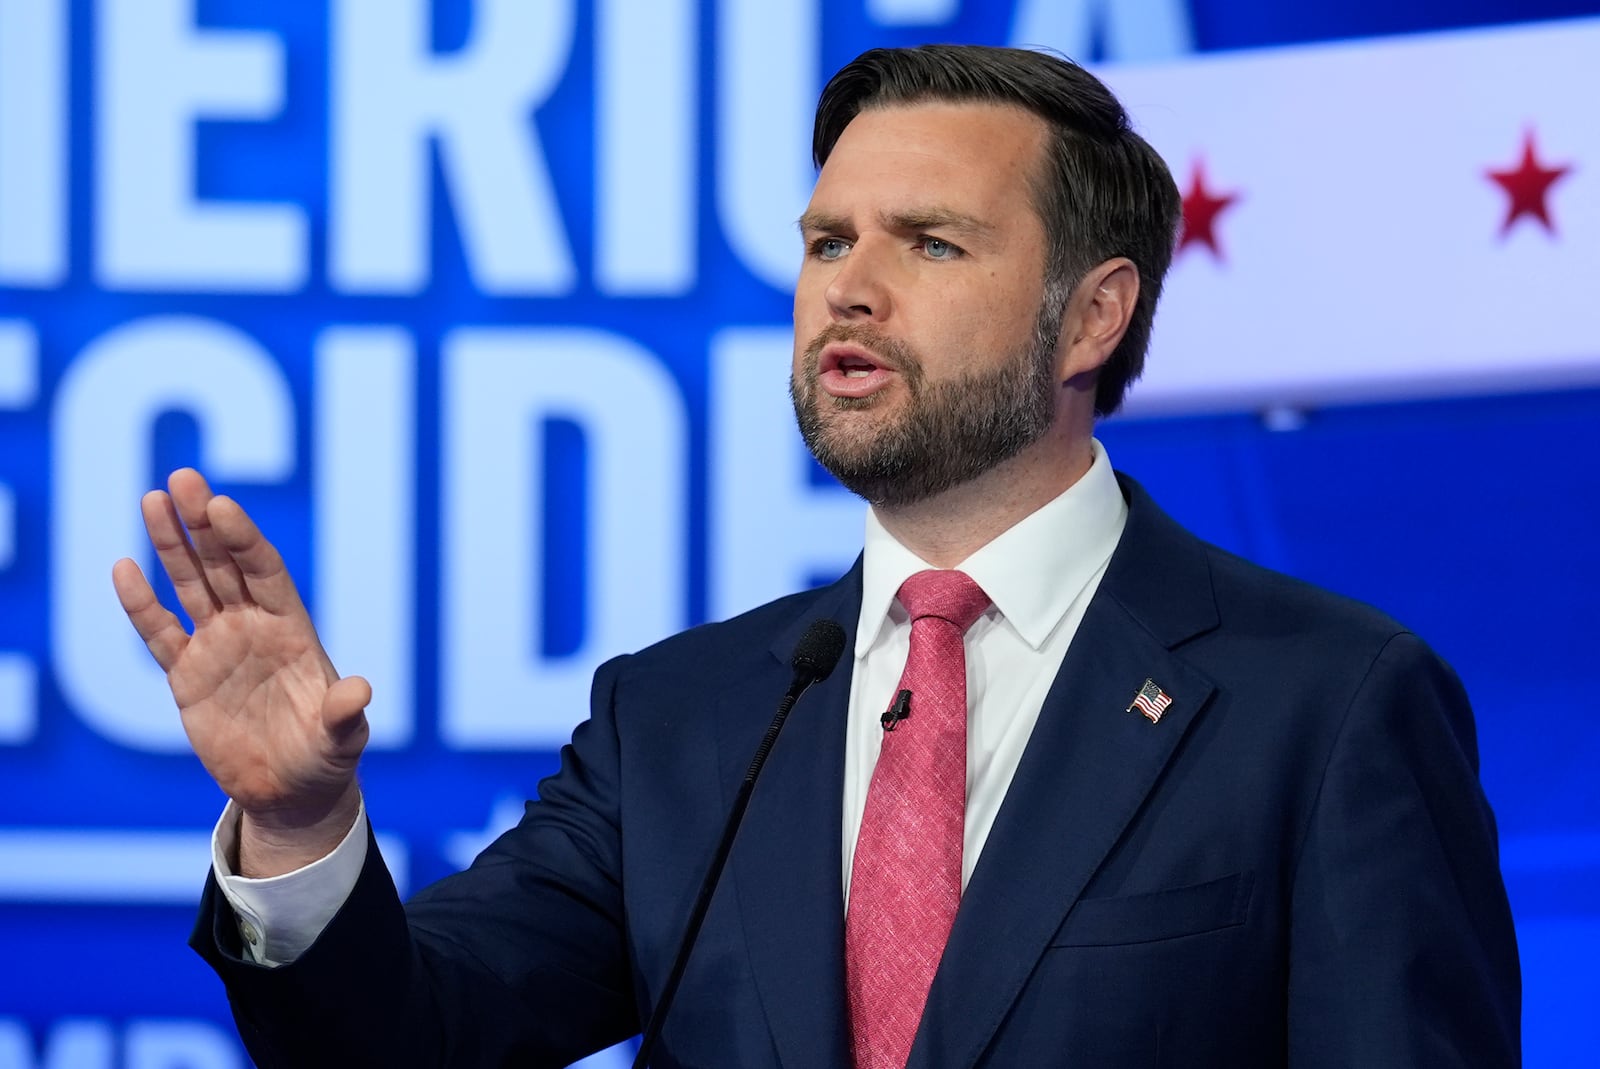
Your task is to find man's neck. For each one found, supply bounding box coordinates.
[872,433,1096,569]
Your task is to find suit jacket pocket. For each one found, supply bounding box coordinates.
[1050,871,1253,947]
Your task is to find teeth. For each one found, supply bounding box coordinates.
[844,368,870,378]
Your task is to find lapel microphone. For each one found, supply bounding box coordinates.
[633,619,847,1069]
[880,689,912,731]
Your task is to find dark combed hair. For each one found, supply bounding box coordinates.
[812,45,1181,417]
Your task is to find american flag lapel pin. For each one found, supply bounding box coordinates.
[1127,678,1173,724]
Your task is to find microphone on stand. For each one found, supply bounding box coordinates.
[632,619,847,1069]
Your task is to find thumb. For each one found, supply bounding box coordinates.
[322,675,372,751]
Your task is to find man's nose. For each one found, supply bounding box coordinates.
[824,243,892,322]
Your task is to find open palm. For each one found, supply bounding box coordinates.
[112,469,371,830]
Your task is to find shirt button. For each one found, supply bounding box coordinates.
[239,920,260,946]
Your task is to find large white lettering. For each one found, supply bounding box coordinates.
[0,479,11,574]
[0,319,37,744]
[124,1021,241,1069]
[331,0,577,294]
[715,0,818,292]
[1010,0,1194,61]
[51,316,295,751]
[867,0,960,23]
[441,329,686,747]
[595,0,696,295]
[0,1018,112,1069]
[313,328,416,748]
[0,1019,242,1069]
[0,0,67,286]
[95,0,305,290]
[708,328,861,619]
[0,320,37,412]
[0,318,35,569]
[0,477,11,572]
[0,647,34,746]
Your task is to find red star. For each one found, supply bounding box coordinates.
[1178,159,1239,260]
[1486,130,1572,237]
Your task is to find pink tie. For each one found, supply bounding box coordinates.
[846,569,991,1069]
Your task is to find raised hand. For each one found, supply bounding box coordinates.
[112,468,370,875]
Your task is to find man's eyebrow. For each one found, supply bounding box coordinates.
[795,208,996,238]
[797,210,849,234]
[880,208,995,238]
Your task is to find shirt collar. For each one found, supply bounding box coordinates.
[856,438,1128,658]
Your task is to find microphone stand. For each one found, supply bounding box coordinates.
[632,621,843,1068]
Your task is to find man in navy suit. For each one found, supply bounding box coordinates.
[115,45,1518,1067]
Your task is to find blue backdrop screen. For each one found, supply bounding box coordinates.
[1,1,1596,1065]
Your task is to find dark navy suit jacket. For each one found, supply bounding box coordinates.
[194,477,1520,1067]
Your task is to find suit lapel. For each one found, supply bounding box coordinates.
[912,477,1221,1069]
[723,567,863,1069]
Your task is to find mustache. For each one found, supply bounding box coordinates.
[802,323,920,376]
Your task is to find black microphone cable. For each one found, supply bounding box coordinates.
[632,619,847,1069]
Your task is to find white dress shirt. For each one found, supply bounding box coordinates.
[216,441,1127,965]
[842,438,1126,901]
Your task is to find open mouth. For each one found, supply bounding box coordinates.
[817,344,896,399]
[837,353,878,378]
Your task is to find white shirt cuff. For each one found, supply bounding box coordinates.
[211,798,370,967]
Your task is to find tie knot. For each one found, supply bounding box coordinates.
[896,569,990,633]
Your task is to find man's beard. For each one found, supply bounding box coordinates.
[790,294,1066,509]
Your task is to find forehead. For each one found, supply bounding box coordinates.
[810,101,1050,216]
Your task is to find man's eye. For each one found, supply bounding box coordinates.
[812,238,849,260]
[921,237,960,260]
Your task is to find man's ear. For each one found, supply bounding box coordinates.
[1058,257,1140,381]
